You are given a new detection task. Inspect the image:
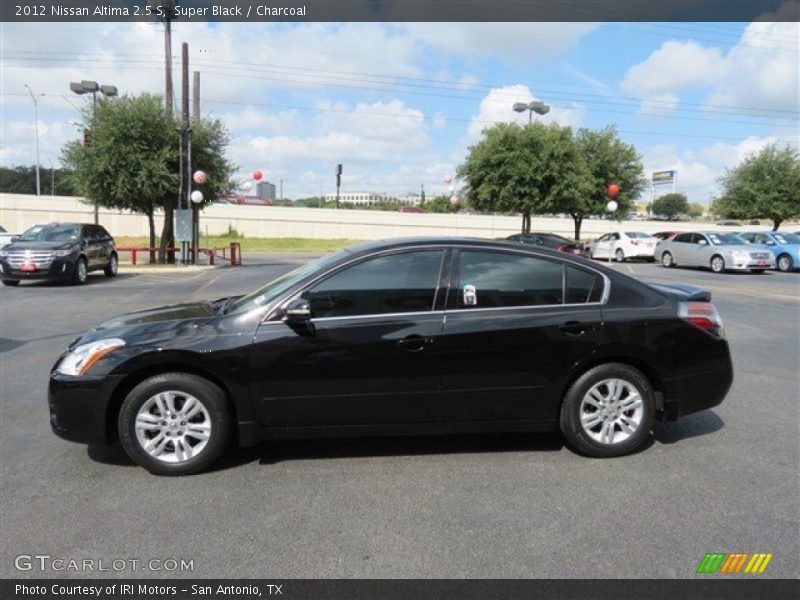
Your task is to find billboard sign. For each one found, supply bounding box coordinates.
[652,170,677,184]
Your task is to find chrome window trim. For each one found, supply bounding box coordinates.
[260,243,611,323]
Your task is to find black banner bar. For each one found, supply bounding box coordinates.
[1,0,798,23]
[3,579,800,600]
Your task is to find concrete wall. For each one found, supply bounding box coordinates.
[0,193,781,241]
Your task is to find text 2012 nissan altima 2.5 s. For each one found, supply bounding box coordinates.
[49,238,733,475]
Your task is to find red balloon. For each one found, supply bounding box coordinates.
[252,170,263,181]
[607,183,620,198]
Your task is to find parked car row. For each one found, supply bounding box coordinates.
[0,222,118,286]
[505,228,799,274]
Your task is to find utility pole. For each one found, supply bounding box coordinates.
[24,84,41,196]
[191,70,200,264]
[280,179,283,202]
[335,164,342,209]
[179,42,190,264]
[164,1,175,119]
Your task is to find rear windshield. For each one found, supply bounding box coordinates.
[18,224,81,242]
[707,233,744,246]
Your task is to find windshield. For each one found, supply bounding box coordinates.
[625,232,652,238]
[773,233,800,245]
[707,233,745,246]
[227,249,352,314]
[18,224,81,243]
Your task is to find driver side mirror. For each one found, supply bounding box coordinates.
[10,236,19,242]
[698,239,708,245]
[284,298,311,321]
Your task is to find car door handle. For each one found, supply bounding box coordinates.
[559,322,595,336]
[397,336,435,352]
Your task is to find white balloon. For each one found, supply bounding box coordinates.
[190,190,204,204]
[448,185,456,193]
[241,181,252,191]
[606,200,618,213]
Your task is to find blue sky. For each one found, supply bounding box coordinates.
[1,8,798,202]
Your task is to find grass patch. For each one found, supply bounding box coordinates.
[113,236,361,253]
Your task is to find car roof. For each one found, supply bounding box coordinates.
[343,236,567,258]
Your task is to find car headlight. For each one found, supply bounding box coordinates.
[53,246,77,257]
[56,338,126,376]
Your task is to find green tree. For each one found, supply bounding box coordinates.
[425,194,461,213]
[458,122,588,234]
[651,193,689,219]
[686,202,705,218]
[561,127,646,240]
[716,144,800,231]
[62,93,235,262]
[0,165,77,195]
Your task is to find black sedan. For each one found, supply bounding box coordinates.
[506,232,584,255]
[49,237,733,475]
[0,222,118,286]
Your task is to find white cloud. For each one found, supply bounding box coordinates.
[621,12,799,117]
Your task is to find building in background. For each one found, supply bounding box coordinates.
[325,191,423,207]
[256,181,277,202]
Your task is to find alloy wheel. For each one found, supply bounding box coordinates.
[134,391,212,463]
[579,378,644,445]
[661,252,673,267]
[711,256,725,273]
[77,261,87,282]
[778,255,792,272]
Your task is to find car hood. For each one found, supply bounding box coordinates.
[2,241,76,251]
[94,301,218,330]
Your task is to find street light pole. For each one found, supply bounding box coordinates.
[24,84,41,196]
[512,100,551,124]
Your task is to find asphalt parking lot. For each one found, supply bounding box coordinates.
[1,254,798,579]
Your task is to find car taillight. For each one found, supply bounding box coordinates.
[679,301,725,338]
[630,240,640,245]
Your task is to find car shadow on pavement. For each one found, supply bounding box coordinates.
[9,274,135,288]
[87,443,136,467]
[212,432,566,471]
[652,410,725,444]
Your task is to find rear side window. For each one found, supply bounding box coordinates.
[455,250,564,308]
[302,250,444,318]
[566,266,604,304]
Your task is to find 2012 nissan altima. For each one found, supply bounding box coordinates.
[49,237,733,475]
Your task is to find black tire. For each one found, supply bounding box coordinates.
[104,253,118,277]
[710,255,725,274]
[777,253,794,273]
[559,363,655,458]
[118,373,232,476]
[2,280,20,287]
[615,248,625,262]
[72,257,88,285]
[661,252,674,268]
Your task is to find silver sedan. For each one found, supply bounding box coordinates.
[654,231,775,274]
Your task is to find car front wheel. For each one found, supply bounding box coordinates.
[118,373,232,476]
[72,257,88,285]
[560,363,655,457]
[710,255,725,273]
[777,254,794,272]
[615,249,625,262]
[104,253,118,277]
[661,252,674,268]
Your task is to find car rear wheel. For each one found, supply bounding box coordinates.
[777,254,794,272]
[560,363,655,458]
[72,257,88,285]
[615,249,625,262]
[118,373,232,476]
[2,279,20,286]
[104,253,118,277]
[710,255,725,273]
[661,252,674,268]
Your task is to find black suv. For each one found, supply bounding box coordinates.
[0,223,118,286]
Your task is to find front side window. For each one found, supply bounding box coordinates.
[673,233,692,243]
[455,250,564,308]
[302,250,444,318]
